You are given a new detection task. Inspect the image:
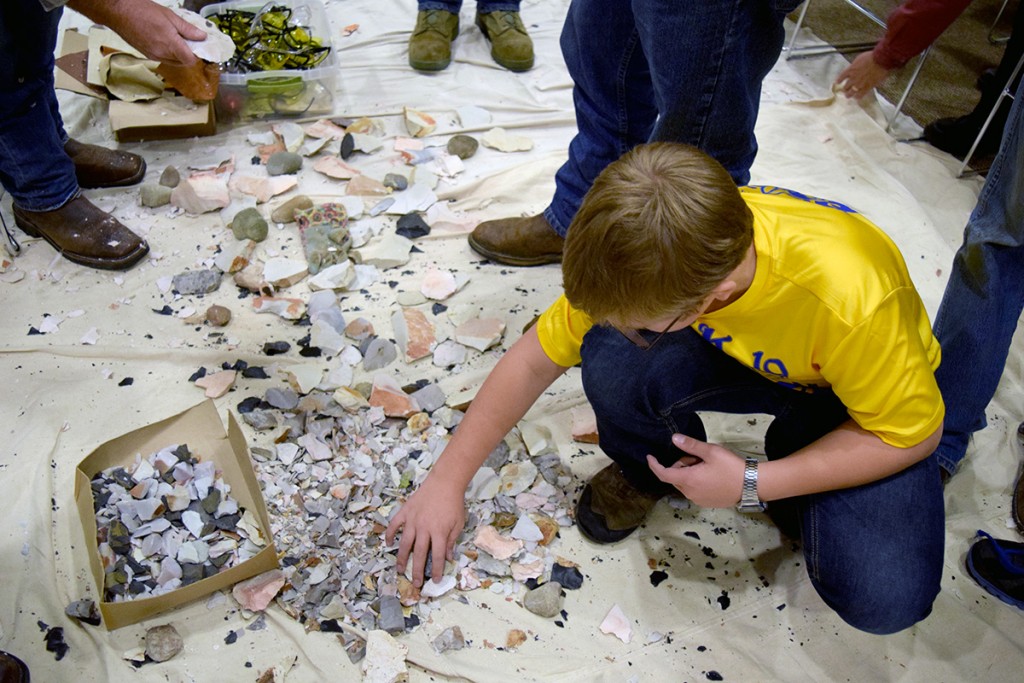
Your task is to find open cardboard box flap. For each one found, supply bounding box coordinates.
[55,28,216,141]
[74,400,278,630]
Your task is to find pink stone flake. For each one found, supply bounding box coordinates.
[232,569,286,612]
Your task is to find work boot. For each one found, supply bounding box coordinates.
[65,138,146,189]
[0,651,29,683]
[13,194,149,270]
[475,11,534,72]
[468,213,563,266]
[575,463,676,544]
[923,112,1007,160]
[408,10,459,71]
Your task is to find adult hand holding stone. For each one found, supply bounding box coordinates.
[68,0,206,66]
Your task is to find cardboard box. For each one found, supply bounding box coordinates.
[74,400,278,630]
[55,28,216,141]
[200,0,338,122]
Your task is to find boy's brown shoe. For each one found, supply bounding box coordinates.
[468,213,563,266]
[475,11,534,72]
[13,194,149,270]
[575,463,675,544]
[409,10,459,71]
[65,139,145,189]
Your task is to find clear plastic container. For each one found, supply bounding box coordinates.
[200,0,338,122]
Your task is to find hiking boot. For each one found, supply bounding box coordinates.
[966,531,1024,610]
[0,651,29,683]
[13,194,149,270]
[575,463,675,544]
[468,213,563,266]
[409,10,459,71]
[65,138,145,189]
[475,11,534,72]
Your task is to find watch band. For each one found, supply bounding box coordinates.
[738,457,766,513]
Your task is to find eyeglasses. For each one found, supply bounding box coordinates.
[614,310,687,350]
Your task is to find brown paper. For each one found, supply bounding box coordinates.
[73,400,278,630]
[108,95,216,143]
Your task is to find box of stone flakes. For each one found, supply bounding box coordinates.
[74,400,279,630]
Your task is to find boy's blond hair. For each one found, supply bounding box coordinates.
[562,142,754,324]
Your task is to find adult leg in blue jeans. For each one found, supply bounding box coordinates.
[0,0,149,270]
[579,324,944,634]
[469,0,803,266]
[932,75,1024,476]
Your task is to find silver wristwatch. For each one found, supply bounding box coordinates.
[737,457,765,513]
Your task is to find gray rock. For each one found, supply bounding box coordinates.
[523,581,562,618]
[483,441,510,470]
[159,165,180,188]
[145,624,184,662]
[172,269,221,295]
[271,195,313,223]
[140,184,172,208]
[377,595,405,634]
[447,134,478,160]
[242,409,277,430]
[411,383,446,414]
[266,151,303,176]
[205,304,231,327]
[362,337,397,371]
[231,208,268,242]
[65,598,101,626]
[383,173,408,191]
[266,387,300,410]
[340,132,355,160]
[432,625,465,653]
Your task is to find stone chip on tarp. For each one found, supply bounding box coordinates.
[172,269,221,296]
[145,624,184,663]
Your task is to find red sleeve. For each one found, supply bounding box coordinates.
[872,0,974,70]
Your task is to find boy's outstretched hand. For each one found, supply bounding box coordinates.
[385,476,466,587]
[646,434,746,508]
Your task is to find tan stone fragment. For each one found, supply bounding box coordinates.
[392,308,435,362]
[195,369,236,398]
[368,374,420,418]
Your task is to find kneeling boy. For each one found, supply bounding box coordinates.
[387,143,945,635]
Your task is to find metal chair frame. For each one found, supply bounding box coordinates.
[988,0,1013,45]
[784,0,933,133]
[958,49,1024,176]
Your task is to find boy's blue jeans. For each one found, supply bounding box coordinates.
[932,76,1024,475]
[580,325,944,634]
[0,0,77,212]
[543,0,803,236]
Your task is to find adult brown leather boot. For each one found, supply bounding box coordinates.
[468,213,563,266]
[0,651,29,683]
[13,194,149,270]
[64,138,146,189]
[575,463,676,544]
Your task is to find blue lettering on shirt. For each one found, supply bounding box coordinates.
[750,185,858,214]
[697,323,732,350]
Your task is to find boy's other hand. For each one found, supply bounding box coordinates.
[385,477,466,587]
[646,434,745,507]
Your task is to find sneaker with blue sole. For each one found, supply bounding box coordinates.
[965,530,1024,610]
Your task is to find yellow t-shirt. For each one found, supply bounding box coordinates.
[536,186,944,448]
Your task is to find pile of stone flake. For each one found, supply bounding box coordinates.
[240,381,574,654]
